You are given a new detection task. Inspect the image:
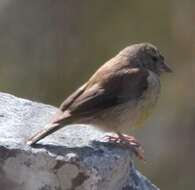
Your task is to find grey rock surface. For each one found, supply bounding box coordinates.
[0,92,159,190]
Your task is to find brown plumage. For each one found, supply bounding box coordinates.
[27,43,171,146]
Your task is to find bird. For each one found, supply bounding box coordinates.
[27,43,172,159]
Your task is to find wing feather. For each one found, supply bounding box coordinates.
[64,68,149,117]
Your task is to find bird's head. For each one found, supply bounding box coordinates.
[119,43,172,75]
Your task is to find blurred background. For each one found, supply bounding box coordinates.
[0,0,194,189]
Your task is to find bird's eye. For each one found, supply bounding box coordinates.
[152,56,158,62]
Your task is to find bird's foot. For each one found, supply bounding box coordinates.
[104,134,144,160]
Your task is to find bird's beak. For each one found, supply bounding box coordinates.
[161,62,172,73]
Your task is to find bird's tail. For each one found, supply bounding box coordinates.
[26,122,64,146]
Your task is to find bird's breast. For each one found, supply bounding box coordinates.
[133,71,160,128]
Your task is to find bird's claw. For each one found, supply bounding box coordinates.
[103,134,145,160]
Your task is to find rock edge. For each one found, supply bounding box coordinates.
[0,92,159,190]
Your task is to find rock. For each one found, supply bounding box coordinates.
[0,92,159,190]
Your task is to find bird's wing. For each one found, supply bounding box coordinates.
[60,68,149,118]
[59,83,88,111]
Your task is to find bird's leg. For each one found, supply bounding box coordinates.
[104,132,144,160]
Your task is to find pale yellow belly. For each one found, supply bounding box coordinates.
[132,100,156,129]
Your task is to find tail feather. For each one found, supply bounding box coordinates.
[27,110,72,146]
[27,122,63,146]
